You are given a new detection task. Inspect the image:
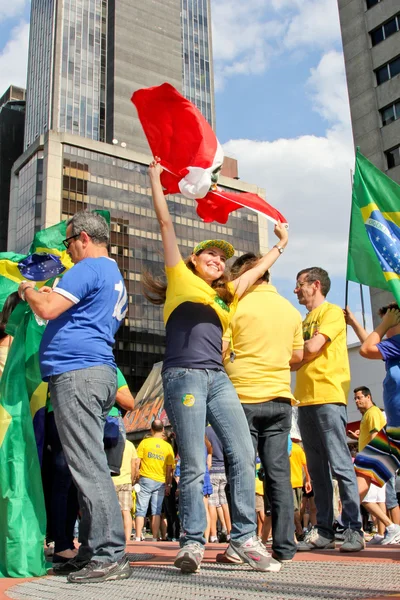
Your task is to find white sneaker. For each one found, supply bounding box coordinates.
[382,524,400,545]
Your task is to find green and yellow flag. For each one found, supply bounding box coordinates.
[347,149,400,302]
[29,221,73,271]
[0,253,27,311]
[0,303,47,577]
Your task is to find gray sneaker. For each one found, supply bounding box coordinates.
[229,536,282,572]
[67,556,131,584]
[340,529,365,552]
[366,534,384,546]
[174,543,204,573]
[297,527,335,551]
[381,524,400,545]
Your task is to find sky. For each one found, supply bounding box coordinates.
[0,0,372,338]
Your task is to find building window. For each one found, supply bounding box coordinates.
[386,146,400,169]
[381,100,400,126]
[376,56,400,85]
[371,15,400,46]
[366,0,380,8]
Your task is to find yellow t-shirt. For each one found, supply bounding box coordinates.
[223,284,303,402]
[112,440,137,486]
[358,405,386,451]
[164,260,238,334]
[294,302,350,406]
[290,442,306,488]
[137,437,175,483]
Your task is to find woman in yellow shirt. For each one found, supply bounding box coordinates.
[143,159,288,574]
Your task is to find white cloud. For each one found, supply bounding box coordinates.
[222,51,355,280]
[211,0,342,88]
[0,21,29,95]
[0,0,27,22]
[307,50,352,127]
[211,0,286,90]
[283,0,341,50]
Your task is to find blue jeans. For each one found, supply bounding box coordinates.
[136,477,166,516]
[242,400,297,560]
[298,403,362,539]
[49,365,125,563]
[162,368,256,547]
[386,476,398,510]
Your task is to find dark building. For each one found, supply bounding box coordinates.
[0,86,26,251]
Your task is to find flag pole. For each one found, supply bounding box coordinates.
[360,284,366,329]
[345,166,354,310]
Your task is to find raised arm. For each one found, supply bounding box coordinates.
[232,223,288,299]
[149,159,181,268]
[360,308,400,359]
[344,306,368,343]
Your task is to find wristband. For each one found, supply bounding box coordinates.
[20,283,30,302]
[274,244,284,254]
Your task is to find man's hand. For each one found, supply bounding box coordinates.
[164,484,171,497]
[304,481,312,494]
[347,429,360,440]
[38,286,53,294]
[18,280,36,299]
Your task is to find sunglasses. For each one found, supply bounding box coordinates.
[62,234,80,249]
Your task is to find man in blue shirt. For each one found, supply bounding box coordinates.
[18,212,130,584]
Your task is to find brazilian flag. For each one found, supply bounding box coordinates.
[0,303,47,577]
[0,253,28,311]
[347,149,400,302]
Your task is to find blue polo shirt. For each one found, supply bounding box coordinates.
[40,257,127,380]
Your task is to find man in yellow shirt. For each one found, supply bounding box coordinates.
[113,440,138,543]
[135,420,174,542]
[293,267,364,553]
[348,385,400,545]
[219,253,303,563]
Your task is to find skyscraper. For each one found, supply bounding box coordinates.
[182,0,216,128]
[9,1,268,393]
[0,86,25,251]
[338,0,400,324]
[24,0,214,152]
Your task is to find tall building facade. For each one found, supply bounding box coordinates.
[338,0,400,325]
[181,0,215,128]
[24,0,214,152]
[0,86,25,251]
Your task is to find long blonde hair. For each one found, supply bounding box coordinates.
[142,253,234,306]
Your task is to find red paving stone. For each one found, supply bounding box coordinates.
[1,541,399,599]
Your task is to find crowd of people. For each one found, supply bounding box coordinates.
[2,157,398,584]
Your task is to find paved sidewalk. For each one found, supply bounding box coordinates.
[1,540,399,600]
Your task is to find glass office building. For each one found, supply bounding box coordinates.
[25,0,107,148]
[24,0,55,148]
[58,0,107,141]
[181,0,215,128]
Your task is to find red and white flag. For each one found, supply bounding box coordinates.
[131,83,288,226]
